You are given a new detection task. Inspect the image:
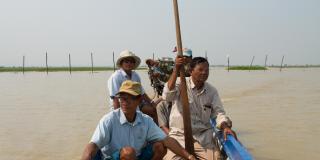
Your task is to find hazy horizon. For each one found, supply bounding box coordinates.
[1,0,319,67]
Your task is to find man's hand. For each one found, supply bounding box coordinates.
[223,127,238,141]
[188,154,196,160]
[175,56,186,71]
[81,143,98,160]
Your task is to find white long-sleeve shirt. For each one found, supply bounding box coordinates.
[162,77,231,149]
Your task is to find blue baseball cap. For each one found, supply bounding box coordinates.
[183,48,192,57]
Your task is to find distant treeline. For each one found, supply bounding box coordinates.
[225,65,320,70]
[228,66,267,70]
[209,65,320,68]
[0,66,148,72]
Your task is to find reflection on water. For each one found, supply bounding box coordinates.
[0,68,319,160]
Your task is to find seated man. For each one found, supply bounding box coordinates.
[108,50,158,124]
[163,57,237,160]
[81,80,196,160]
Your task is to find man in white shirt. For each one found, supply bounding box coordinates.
[163,57,237,160]
[107,50,158,123]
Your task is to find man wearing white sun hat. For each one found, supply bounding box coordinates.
[107,50,158,123]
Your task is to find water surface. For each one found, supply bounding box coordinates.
[0,68,319,159]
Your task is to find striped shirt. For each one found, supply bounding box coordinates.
[162,77,231,149]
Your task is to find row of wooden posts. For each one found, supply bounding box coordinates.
[21,52,117,75]
[227,55,285,72]
[20,52,285,74]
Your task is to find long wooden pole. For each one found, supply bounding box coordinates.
[172,0,194,154]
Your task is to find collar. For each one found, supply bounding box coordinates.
[189,77,207,95]
[189,77,196,89]
[119,109,142,126]
[120,68,129,78]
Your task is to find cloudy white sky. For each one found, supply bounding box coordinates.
[0,0,319,67]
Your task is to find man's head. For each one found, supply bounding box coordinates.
[190,57,209,84]
[116,80,142,114]
[145,59,158,67]
[117,50,141,71]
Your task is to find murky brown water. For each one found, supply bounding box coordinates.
[1,68,319,160]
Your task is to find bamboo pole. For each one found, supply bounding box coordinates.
[46,52,48,75]
[280,55,284,72]
[91,52,94,74]
[249,56,255,72]
[172,0,194,155]
[69,54,72,75]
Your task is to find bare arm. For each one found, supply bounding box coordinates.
[167,56,184,90]
[167,68,179,90]
[142,94,152,104]
[162,137,195,160]
[81,142,99,160]
[160,126,170,135]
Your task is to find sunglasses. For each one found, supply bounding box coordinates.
[116,94,137,102]
[123,59,135,64]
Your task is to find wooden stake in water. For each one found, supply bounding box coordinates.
[91,52,94,74]
[113,51,115,72]
[249,56,255,72]
[227,55,230,72]
[46,52,48,75]
[172,0,194,155]
[205,50,208,60]
[280,55,284,72]
[22,55,25,74]
[69,53,72,75]
[264,54,268,72]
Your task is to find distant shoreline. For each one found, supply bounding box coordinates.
[0,66,148,72]
[0,65,319,72]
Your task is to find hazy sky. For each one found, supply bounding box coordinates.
[1,0,319,66]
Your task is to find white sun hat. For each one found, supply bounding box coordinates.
[116,50,141,69]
